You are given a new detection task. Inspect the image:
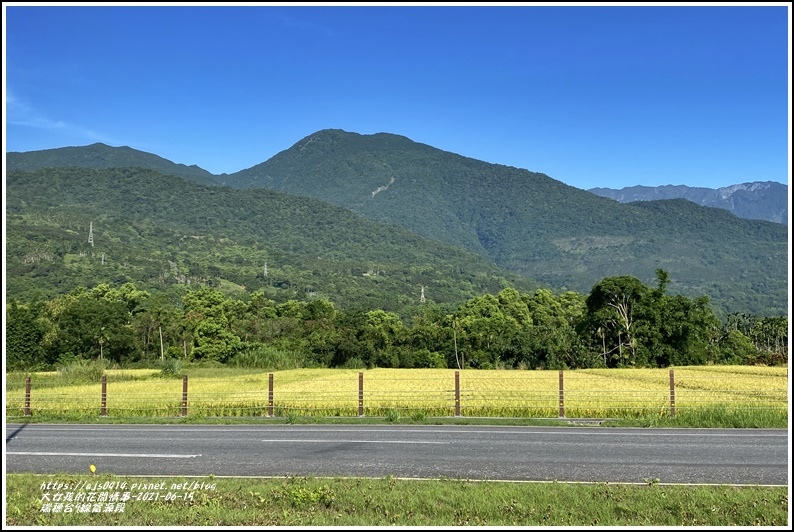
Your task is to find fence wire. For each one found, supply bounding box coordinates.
[6,368,788,420]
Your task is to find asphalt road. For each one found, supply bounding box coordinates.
[5,423,789,486]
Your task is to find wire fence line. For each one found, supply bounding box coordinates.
[6,368,788,420]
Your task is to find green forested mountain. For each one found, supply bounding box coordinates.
[222,129,788,317]
[5,130,788,317]
[6,143,219,186]
[5,145,788,373]
[5,167,539,314]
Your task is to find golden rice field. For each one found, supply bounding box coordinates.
[4,366,788,422]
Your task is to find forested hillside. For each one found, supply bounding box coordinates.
[6,131,789,316]
[6,167,538,314]
[223,129,788,316]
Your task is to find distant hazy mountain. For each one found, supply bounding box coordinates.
[588,183,788,225]
[6,142,219,186]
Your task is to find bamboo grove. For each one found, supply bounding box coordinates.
[5,269,787,372]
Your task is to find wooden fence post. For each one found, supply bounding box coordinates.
[358,372,364,417]
[669,369,676,418]
[181,374,188,417]
[100,375,107,416]
[558,370,565,418]
[268,373,274,417]
[455,371,461,416]
[24,376,31,417]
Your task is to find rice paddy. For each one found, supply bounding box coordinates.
[5,366,788,425]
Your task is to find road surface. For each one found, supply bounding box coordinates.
[5,423,788,485]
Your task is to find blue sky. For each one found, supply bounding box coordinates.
[3,3,791,190]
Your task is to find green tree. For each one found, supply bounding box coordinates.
[455,293,517,368]
[191,317,241,362]
[718,329,759,364]
[746,315,788,365]
[362,309,407,368]
[131,292,179,361]
[6,299,48,370]
[51,296,139,364]
[579,276,650,367]
[409,303,453,364]
[329,309,369,368]
[181,287,242,362]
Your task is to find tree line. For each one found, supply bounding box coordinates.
[6,270,787,372]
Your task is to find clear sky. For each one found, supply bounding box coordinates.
[3,2,791,190]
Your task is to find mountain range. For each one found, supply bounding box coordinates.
[5,130,789,317]
[588,182,788,225]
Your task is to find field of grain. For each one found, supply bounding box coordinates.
[5,366,788,421]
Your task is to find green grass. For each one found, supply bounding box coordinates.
[5,474,788,526]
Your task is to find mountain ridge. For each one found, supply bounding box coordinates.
[9,134,786,224]
[6,142,220,186]
[5,130,789,316]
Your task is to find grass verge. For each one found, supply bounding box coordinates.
[5,473,788,526]
[5,410,788,428]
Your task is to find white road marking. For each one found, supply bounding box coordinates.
[7,452,200,458]
[261,439,450,444]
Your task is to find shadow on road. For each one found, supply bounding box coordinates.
[6,422,29,444]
